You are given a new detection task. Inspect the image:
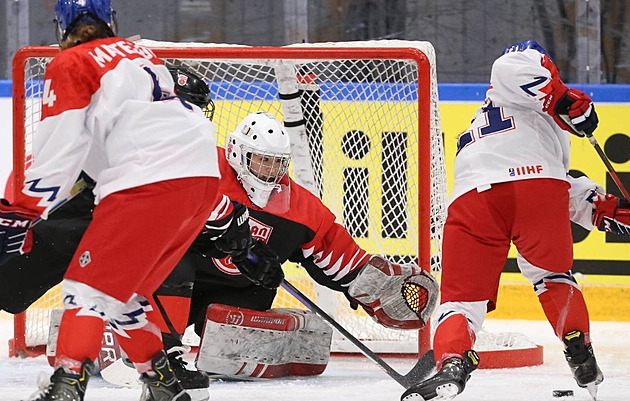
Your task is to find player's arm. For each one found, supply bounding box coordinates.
[292,204,438,329]
[1,57,92,264]
[492,44,598,136]
[190,197,284,289]
[566,175,630,235]
[567,175,605,230]
[590,193,630,236]
[190,195,250,258]
[19,55,93,218]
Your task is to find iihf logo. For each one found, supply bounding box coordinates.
[509,165,543,177]
[177,73,189,86]
[79,251,91,267]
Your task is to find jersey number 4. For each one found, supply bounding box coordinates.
[42,79,57,108]
[456,104,515,154]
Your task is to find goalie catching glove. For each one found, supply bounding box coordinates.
[591,193,630,236]
[0,199,37,264]
[348,256,439,329]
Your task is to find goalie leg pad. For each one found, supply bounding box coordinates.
[348,256,439,329]
[195,304,332,379]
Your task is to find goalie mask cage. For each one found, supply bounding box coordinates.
[10,40,540,368]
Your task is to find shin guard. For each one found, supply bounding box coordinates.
[54,308,106,371]
[433,313,476,368]
[538,282,590,340]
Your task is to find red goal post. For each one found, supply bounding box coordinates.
[10,40,448,357]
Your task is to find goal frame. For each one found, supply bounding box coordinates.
[10,44,436,357]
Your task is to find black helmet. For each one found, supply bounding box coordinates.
[168,67,215,121]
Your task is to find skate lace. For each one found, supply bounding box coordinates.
[167,346,192,371]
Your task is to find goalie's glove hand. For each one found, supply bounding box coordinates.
[553,88,598,137]
[348,256,439,329]
[234,240,284,290]
[191,202,253,259]
[591,193,630,236]
[214,203,252,259]
[0,199,37,264]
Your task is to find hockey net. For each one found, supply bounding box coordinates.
[10,40,539,367]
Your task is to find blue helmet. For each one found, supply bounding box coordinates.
[55,0,115,39]
[502,40,552,59]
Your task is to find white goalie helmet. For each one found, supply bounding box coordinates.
[226,112,292,208]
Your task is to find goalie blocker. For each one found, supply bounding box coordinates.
[196,304,332,379]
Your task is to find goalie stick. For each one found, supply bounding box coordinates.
[280,279,435,389]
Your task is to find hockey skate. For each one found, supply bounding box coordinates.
[563,330,604,400]
[29,359,95,401]
[140,351,192,401]
[167,346,209,401]
[401,350,479,401]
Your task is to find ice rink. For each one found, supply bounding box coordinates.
[1,313,629,401]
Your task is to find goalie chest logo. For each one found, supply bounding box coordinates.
[249,217,273,242]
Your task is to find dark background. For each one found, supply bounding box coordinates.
[1,0,628,83]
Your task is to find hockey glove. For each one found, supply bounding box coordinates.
[0,199,37,264]
[191,202,253,259]
[592,193,630,236]
[234,240,284,290]
[553,88,599,137]
[348,256,439,329]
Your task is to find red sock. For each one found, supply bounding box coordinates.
[538,282,590,341]
[432,313,475,368]
[147,294,191,336]
[55,308,106,371]
[115,321,164,373]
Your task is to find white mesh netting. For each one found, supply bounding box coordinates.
[13,40,448,353]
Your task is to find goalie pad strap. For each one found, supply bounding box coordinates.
[196,304,332,379]
[348,256,439,329]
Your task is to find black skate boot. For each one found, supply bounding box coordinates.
[167,346,210,401]
[563,330,603,400]
[140,351,192,401]
[29,359,95,401]
[401,350,479,401]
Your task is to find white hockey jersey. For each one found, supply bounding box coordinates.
[19,37,220,218]
[450,49,572,203]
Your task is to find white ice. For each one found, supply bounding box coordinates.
[1,312,629,401]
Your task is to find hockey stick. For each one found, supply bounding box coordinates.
[559,114,630,200]
[281,279,435,389]
[31,176,92,227]
[584,132,630,200]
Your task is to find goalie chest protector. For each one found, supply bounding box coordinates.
[196,304,332,379]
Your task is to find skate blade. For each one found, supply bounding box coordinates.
[186,387,210,401]
[434,383,460,401]
[401,383,460,401]
[586,383,598,401]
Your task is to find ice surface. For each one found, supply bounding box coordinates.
[1,312,629,401]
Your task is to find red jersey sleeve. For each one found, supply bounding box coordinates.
[299,198,370,286]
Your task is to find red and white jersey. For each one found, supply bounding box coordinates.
[19,37,220,218]
[451,49,572,203]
